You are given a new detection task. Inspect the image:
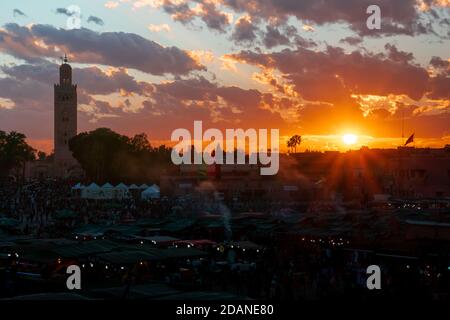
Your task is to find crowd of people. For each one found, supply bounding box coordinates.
[0,179,449,300]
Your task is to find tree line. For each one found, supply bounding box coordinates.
[1,128,303,182]
[69,128,173,183]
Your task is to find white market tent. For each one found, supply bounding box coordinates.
[100,183,115,199]
[141,185,160,200]
[115,183,131,199]
[115,183,128,189]
[150,184,160,192]
[129,184,139,190]
[72,183,84,190]
[81,183,101,199]
[139,184,149,189]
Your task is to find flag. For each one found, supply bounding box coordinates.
[404,133,414,146]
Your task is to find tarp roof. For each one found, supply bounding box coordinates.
[102,183,114,188]
[162,219,196,232]
[54,209,77,219]
[91,283,180,299]
[96,249,164,264]
[72,183,84,190]
[52,240,118,258]
[159,247,207,259]
[6,293,90,300]
[86,183,100,190]
[142,186,160,194]
[137,235,179,243]
[154,291,248,300]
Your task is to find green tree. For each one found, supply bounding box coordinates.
[37,151,47,160]
[69,128,130,182]
[69,128,173,183]
[0,130,36,179]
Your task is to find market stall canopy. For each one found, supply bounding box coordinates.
[96,249,164,264]
[86,183,100,190]
[54,209,77,220]
[115,183,128,190]
[6,293,90,300]
[139,184,149,189]
[115,183,131,199]
[91,283,180,299]
[81,183,102,199]
[141,186,160,200]
[71,183,84,190]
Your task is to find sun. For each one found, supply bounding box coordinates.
[342,133,358,145]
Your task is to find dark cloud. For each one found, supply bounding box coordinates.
[384,43,414,63]
[261,24,316,49]
[222,0,443,37]
[230,17,258,44]
[55,8,75,17]
[157,0,448,47]
[0,23,204,75]
[0,60,290,141]
[87,16,104,26]
[262,25,291,48]
[1,63,153,97]
[198,2,230,32]
[427,75,450,99]
[340,36,363,46]
[13,9,26,17]
[159,0,230,32]
[229,45,430,101]
[430,56,450,72]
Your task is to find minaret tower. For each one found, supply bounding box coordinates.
[54,54,77,176]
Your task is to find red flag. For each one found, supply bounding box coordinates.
[404,133,414,146]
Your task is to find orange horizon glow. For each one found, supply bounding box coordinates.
[27,134,450,155]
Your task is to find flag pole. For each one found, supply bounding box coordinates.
[401,108,404,146]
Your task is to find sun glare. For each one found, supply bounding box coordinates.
[342,133,358,145]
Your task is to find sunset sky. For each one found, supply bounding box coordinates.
[0,0,449,153]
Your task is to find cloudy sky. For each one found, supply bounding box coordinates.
[0,0,449,153]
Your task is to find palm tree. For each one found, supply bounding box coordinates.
[287,135,302,153]
[0,131,36,180]
[287,139,293,153]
